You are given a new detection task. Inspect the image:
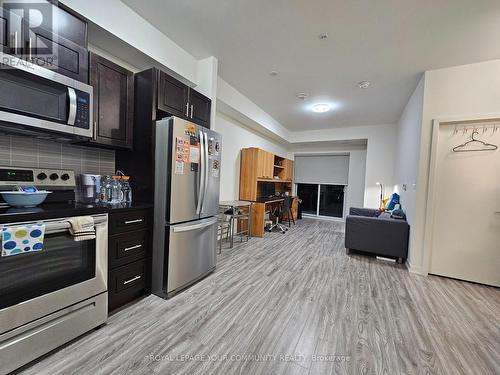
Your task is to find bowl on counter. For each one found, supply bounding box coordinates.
[0,191,52,208]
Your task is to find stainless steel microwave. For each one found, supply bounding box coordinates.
[0,52,93,140]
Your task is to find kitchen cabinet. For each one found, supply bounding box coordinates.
[0,1,88,82]
[26,24,88,82]
[189,88,211,128]
[284,159,294,181]
[158,69,211,128]
[108,207,152,312]
[0,7,24,56]
[158,71,189,118]
[88,52,134,150]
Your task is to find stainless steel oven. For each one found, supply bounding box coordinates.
[0,52,93,139]
[0,214,108,374]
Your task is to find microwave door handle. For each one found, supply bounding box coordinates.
[67,87,77,126]
[196,129,205,215]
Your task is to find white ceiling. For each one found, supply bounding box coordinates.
[121,0,500,131]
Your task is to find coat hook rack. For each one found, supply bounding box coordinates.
[453,130,498,152]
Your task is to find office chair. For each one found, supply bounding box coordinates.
[268,196,292,234]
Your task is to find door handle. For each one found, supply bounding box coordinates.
[201,132,209,212]
[172,217,218,233]
[196,129,205,215]
[123,275,141,285]
[14,31,18,55]
[28,37,32,60]
[185,102,190,117]
[190,105,194,118]
[67,88,77,125]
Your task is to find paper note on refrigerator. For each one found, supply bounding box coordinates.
[175,136,190,163]
[189,144,200,163]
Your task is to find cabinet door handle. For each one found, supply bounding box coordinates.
[124,219,143,225]
[186,102,189,117]
[190,105,194,118]
[124,244,142,252]
[123,275,141,285]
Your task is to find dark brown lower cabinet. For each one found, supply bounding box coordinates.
[108,208,151,312]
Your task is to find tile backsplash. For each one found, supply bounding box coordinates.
[0,134,115,175]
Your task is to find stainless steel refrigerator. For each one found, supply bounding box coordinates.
[152,117,222,298]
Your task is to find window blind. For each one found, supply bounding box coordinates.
[294,154,349,185]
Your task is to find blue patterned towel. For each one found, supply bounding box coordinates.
[1,224,46,257]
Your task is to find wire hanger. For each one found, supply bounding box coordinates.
[453,130,498,152]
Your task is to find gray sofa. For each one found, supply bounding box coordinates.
[345,207,409,263]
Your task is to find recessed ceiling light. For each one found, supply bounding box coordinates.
[269,71,278,76]
[358,81,370,89]
[318,32,328,40]
[296,93,309,100]
[312,103,330,113]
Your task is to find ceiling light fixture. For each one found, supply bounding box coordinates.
[269,71,278,76]
[312,103,330,113]
[296,93,309,100]
[358,81,370,89]
[318,32,328,40]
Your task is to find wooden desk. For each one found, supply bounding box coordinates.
[247,197,298,237]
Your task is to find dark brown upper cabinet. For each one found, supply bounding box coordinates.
[158,71,189,118]
[0,1,88,82]
[189,89,211,128]
[158,70,211,128]
[88,52,134,150]
[0,7,26,56]
[26,25,88,82]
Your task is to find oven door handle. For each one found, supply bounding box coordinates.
[1,216,107,235]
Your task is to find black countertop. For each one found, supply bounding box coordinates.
[0,201,153,224]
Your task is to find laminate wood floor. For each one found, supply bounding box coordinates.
[20,219,500,375]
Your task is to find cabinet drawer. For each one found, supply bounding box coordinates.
[109,209,150,234]
[109,230,149,269]
[108,259,146,311]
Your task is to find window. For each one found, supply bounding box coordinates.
[296,183,345,218]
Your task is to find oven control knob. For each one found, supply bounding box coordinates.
[61,173,70,181]
[49,173,59,181]
[37,172,47,180]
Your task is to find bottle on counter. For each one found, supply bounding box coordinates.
[100,176,112,203]
[121,176,132,203]
[110,176,123,203]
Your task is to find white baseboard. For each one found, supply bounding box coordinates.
[406,259,423,274]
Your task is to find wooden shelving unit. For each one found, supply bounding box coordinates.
[239,147,298,237]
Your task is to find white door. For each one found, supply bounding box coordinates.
[430,125,500,287]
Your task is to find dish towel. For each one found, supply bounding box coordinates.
[1,224,46,257]
[66,216,96,241]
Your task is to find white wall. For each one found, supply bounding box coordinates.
[393,75,425,268]
[217,78,291,142]
[289,124,397,208]
[407,59,500,274]
[289,144,367,212]
[213,112,289,201]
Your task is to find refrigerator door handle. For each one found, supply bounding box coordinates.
[196,129,205,215]
[172,217,218,233]
[201,132,210,213]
